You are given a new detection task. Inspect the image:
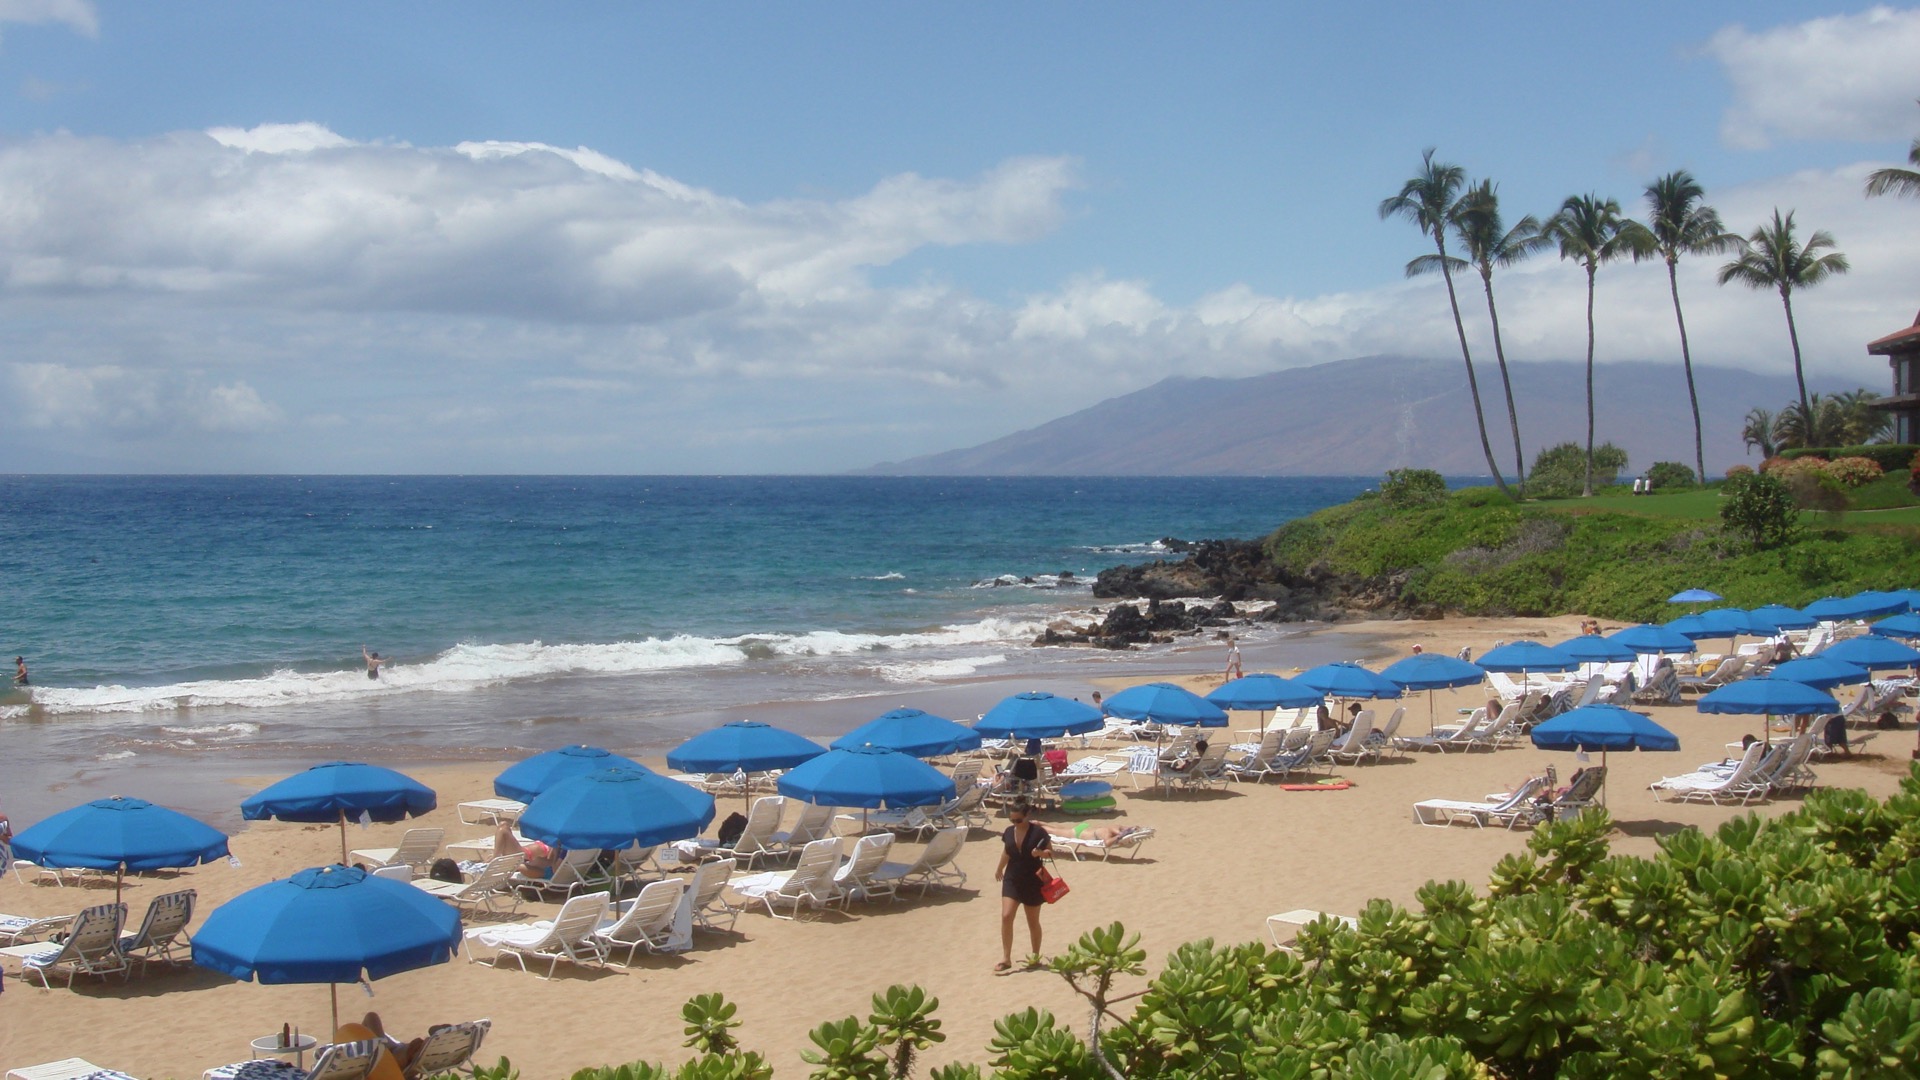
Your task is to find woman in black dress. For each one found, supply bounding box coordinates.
[995,797,1052,972]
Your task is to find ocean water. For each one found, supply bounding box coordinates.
[0,475,1375,822]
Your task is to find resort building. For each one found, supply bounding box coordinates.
[1868,312,1920,444]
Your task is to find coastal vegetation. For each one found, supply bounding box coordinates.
[446,769,1920,1079]
[1257,472,1918,625]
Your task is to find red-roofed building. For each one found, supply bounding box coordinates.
[1868,312,1920,445]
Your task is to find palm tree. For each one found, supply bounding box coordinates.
[1544,194,1654,496]
[1642,171,1740,488]
[1379,150,1514,499]
[1717,209,1850,422]
[1865,103,1920,199]
[1741,407,1781,460]
[1450,180,1549,496]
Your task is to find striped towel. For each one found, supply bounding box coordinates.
[202,1060,306,1080]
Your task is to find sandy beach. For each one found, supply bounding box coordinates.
[2,613,1911,1078]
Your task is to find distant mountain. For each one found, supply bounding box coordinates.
[866,356,1863,477]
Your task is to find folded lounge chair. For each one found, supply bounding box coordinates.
[0,902,128,988]
[463,893,611,979]
[349,827,444,871]
[594,877,687,964]
[870,827,969,897]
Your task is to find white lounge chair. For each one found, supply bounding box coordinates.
[0,913,73,948]
[463,893,611,979]
[687,857,743,932]
[0,902,128,988]
[772,803,836,849]
[455,798,525,825]
[118,889,195,972]
[870,827,969,897]
[595,877,688,964]
[1398,709,1489,753]
[831,833,897,906]
[513,847,609,901]
[200,1037,382,1080]
[413,853,524,916]
[1055,825,1156,861]
[10,1059,140,1080]
[1652,743,1768,805]
[1413,776,1549,829]
[349,827,444,871]
[1264,909,1357,953]
[729,837,841,920]
[1224,730,1288,783]
[410,1020,491,1076]
[1271,729,1337,779]
[715,796,790,869]
[1327,710,1377,765]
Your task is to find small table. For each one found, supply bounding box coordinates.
[249,1034,317,1068]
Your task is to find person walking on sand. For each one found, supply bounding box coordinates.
[362,647,390,680]
[12,657,26,687]
[994,797,1054,973]
[1224,635,1243,682]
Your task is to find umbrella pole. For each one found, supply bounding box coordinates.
[116,866,124,907]
[330,983,340,1035]
[338,809,349,865]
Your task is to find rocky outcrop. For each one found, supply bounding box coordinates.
[1033,597,1241,650]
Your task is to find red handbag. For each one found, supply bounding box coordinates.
[1037,867,1070,904]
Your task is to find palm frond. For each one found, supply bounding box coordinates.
[1864,167,1920,198]
[1404,253,1466,278]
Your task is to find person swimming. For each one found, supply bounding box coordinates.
[12,657,26,687]
[362,646,389,680]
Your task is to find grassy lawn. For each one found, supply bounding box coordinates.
[1522,474,1920,530]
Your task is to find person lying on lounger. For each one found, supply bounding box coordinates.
[1067,823,1147,845]
[493,823,560,878]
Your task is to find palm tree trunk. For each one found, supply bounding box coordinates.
[1479,270,1527,497]
[1583,264,1596,498]
[1437,242,1513,499]
[1781,286,1810,422]
[1666,261,1705,486]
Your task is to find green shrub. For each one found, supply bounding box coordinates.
[1726,464,1755,479]
[1528,442,1628,497]
[1720,471,1801,548]
[1644,461,1696,489]
[1379,467,1448,508]
[1782,443,1919,471]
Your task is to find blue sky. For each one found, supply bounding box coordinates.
[1,2,1916,471]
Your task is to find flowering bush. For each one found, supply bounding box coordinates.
[1765,455,1828,480]
[1758,456,1796,474]
[1823,456,1884,488]
[1724,464,1755,479]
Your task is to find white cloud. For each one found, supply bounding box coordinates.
[1708,6,1920,148]
[0,121,1911,471]
[0,0,97,41]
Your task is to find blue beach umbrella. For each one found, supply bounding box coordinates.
[975,692,1105,740]
[833,708,982,758]
[1293,662,1404,700]
[1207,673,1325,711]
[494,745,644,803]
[1750,604,1817,631]
[1668,609,1771,641]
[1379,653,1487,691]
[777,745,955,810]
[1668,588,1723,603]
[1821,635,1920,672]
[1698,676,1840,721]
[666,721,825,774]
[1870,613,1920,640]
[1530,703,1679,802]
[1103,682,1229,727]
[241,762,437,863]
[10,796,229,902]
[193,863,461,1031]
[1608,624,1699,655]
[1768,656,1871,690]
[517,767,716,851]
[1850,590,1914,616]
[1475,641,1578,673]
[1554,635,1638,664]
[1802,595,1897,622]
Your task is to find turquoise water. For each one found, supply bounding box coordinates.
[0,475,1373,821]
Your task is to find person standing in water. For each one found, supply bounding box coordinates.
[362,647,390,680]
[12,657,26,687]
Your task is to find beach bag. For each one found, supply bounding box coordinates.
[1037,867,1070,904]
[428,857,463,883]
[716,812,748,847]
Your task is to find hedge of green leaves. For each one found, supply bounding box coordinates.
[1259,484,1919,624]
[449,767,1920,1080]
